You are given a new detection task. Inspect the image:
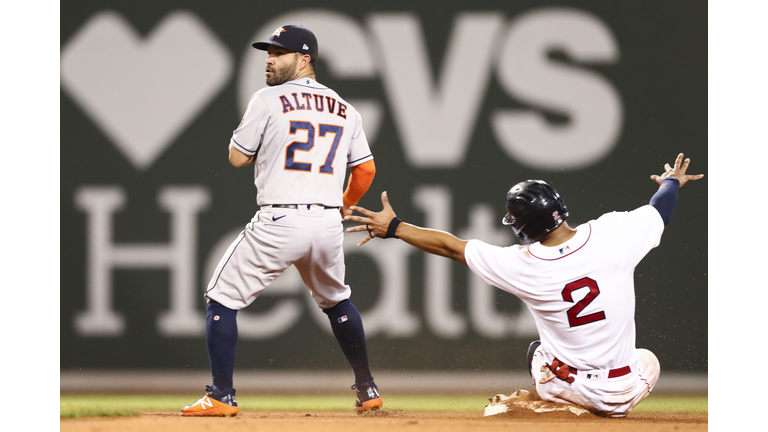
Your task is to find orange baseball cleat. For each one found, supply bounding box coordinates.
[181,385,239,417]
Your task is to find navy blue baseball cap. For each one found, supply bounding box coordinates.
[252,25,319,60]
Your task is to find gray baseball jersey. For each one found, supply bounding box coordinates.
[205,77,373,310]
[230,77,373,207]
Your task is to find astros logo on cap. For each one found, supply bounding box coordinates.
[272,27,286,37]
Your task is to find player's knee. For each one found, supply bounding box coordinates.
[636,348,661,389]
[321,298,351,314]
[637,349,659,369]
[207,299,238,319]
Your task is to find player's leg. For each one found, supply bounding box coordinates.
[181,299,239,416]
[206,300,238,393]
[295,208,382,411]
[184,212,301,415]
[592,350,660,417]
[321,299,381,410]
[182,227,248,417]
[322,299,373,383]
[625,348,660,411]
[530,343,556,399]
[299,269,382,412]
[636,349,660,391]
[529,343,582,406]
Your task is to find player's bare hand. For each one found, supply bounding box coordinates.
[340,205,353,219]
[650,153,704,188]
[344,191,397,246]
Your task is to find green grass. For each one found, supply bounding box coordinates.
[60,399,140,418]
[631,395,708,413]
[60,393,707,418]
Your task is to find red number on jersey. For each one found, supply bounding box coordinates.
[561,277,606,327]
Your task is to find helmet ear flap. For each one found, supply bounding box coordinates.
[504,198,534,243]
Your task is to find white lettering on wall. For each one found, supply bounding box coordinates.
[345,238,421,337]
[492,8,622,171]
[413,186,466,338]
[74,186,540,339]
[238,267,306,339]
[369,12,505,166]
[63,8,623,171]
[74,186,210,336]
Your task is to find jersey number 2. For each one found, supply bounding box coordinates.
[561,277,606,327]
[286,121,343,174]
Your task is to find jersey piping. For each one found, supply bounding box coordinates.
[231,138,252,155]
[348,154,373,166]
[205,232,247,295]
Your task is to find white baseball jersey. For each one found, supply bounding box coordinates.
[466,204,665,416]
[230,77,373,207]
[465,205,664,371]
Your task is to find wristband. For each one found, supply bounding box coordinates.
[386,217,402,239]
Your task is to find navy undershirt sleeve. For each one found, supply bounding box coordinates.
[649,177,680,225]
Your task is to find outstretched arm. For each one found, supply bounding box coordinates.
[344,191,469,266]
[649,153,704,225]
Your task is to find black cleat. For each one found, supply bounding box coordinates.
[352,380,383,411]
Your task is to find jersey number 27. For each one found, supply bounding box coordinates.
[562,277,606,327]
[285,121,344,175]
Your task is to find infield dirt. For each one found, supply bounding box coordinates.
[60,409,707,432]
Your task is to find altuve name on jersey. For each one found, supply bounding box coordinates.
[279,92,347,119]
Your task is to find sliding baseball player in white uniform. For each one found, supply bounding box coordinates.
[345,153,703,417]
[182,24,381,416]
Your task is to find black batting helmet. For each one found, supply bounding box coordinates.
[502,180,569,244]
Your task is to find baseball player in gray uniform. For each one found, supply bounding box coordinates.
[182,24,381,416]
[345,153,703,417]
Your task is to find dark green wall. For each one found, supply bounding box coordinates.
[61,1,707,373]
